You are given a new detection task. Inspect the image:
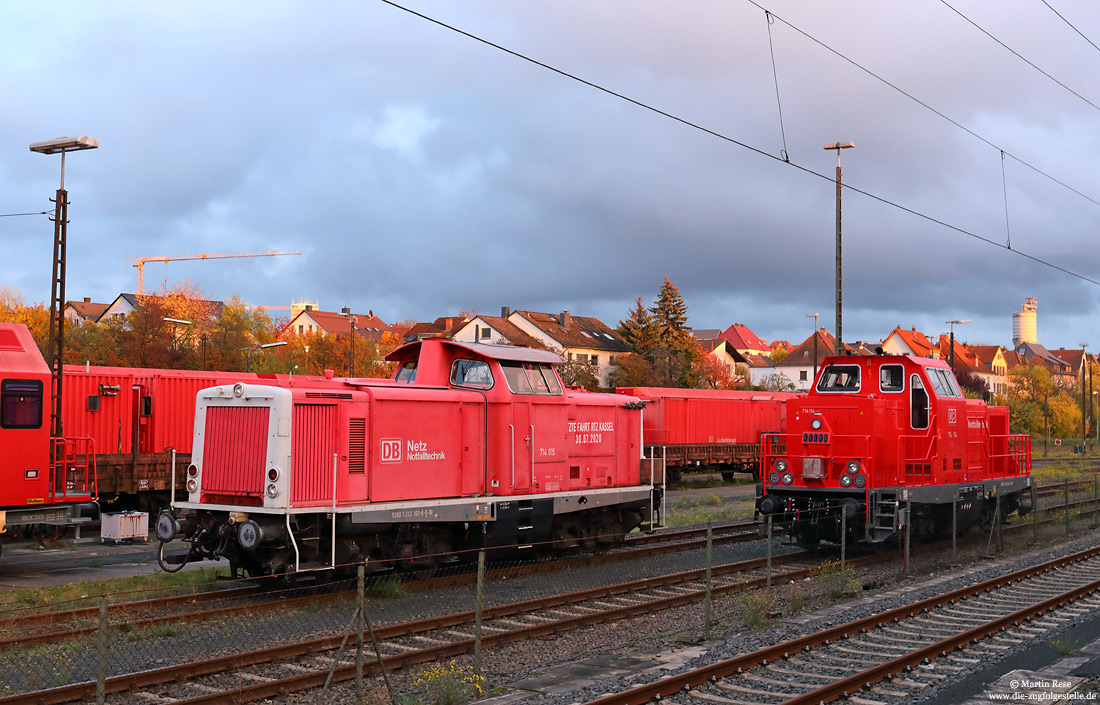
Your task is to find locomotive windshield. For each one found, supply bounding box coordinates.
[500,361,563,395]
[395,361,417,383]
[816,364,861,392]
[450,359,494,389]
[925,367,963,398]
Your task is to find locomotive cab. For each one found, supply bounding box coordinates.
[757,353,1030,546]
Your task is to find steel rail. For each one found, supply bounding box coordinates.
[580,543,1100,705]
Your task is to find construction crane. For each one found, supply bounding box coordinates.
[126,250,302,295]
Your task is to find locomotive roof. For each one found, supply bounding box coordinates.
[0,323,49,376]
[387,338,563,365]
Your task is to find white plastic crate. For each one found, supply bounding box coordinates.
[100,512,149,542]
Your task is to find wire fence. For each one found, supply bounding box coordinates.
[0,480,1095,703]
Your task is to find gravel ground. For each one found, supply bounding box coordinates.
[277,520,1100,705]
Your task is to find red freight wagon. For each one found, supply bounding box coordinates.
[757,354,1031,546]
[158,339,658,577]
[0,324,97,546]
[615,387,801,482]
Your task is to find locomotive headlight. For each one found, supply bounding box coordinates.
[839,474,853,487]
[846,461,861,474]
[811,418,823,430]
[774,459,788,472]
[266,483,279,498]
[780,471,794,485]
[186,478,198,493]
[233,383,245,397]
[854,474,867,488]
[767,471,781,485]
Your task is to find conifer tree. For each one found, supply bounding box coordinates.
[617,297,657,354]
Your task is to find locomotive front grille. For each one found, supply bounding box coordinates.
[199,405,270,502]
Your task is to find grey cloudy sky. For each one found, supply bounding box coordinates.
[3,1,1099,352]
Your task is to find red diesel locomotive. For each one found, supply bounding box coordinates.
[615,387,800,482]
[0,324,98,549]
[156,339,659,577]
[756,353,1031,546]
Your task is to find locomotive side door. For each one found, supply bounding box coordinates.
[511,401,534,492]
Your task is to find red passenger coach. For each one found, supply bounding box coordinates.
[0,324,97,548]
[616,387,800,481]
[157,339,658,576]
[756,354,1031,546]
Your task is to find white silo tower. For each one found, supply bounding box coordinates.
[1013,298,1038,348]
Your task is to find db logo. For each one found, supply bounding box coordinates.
[381,439,402,463]
[947,408,957,424]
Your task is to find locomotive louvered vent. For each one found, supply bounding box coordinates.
[349,418,365,474]
[952,458,962,471]
[803,432,829,443]
[305,392,354,400]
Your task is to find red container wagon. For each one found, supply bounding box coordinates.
[756,354,1031,546]
[0,324,98,552]
[60,366,282,510]
[615,387,801,482]
[156,339,659,577]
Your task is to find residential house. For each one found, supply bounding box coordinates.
[717,322,771,357]
[284,305,391,342]
[774,328,850,391]
[64,297,109,325]
[880,327,938,358]
[404,316,471,342]
[1015,342,1075,387]
[491,308,629,387]
[98,293,225,323]
[968,345,1010,398]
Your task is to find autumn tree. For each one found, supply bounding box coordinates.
[617,297,657,355]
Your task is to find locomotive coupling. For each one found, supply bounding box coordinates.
[155,510,182,542]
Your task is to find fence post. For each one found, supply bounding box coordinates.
[474,550,486,680]
[96,597,107,705]
[1032,484,1039,544]
[986,498,1001,557]
[1065,477,1071,535]
[357,566,365,703]
[704,525,713,640]
[904,497,911,578]
[840,509,846,568]
[951,497,957,564]
[361,569,397,703]
[766,515,773,591]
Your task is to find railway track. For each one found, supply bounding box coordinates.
[0,520,760,654]
[0,549,823,705]
[581,544,1100,705]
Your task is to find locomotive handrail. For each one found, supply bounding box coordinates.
[509,424,515,489]
[49,435,98,502]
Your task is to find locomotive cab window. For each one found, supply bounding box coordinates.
[500,361,563,395]
[816,364,861,392]
[926,367,963,398]
[879,365,904,393]
[1,379,43,429]
[450,359,493,389]
[395,361,417,383]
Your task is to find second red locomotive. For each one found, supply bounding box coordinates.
[756,353,1031,546]
[156,339,659,576]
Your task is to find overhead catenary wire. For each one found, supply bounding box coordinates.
[0,211,50,218]
[380,0,1100,289]
[748,0,1100,210]
[1040,0,1100,55]
[940,0,1100,112]
[764,11,789,162]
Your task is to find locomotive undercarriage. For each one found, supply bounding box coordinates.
[756,480,1029,548]
[157,497,652,578]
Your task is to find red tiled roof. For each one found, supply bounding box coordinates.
[718,322,769,351]
[512,310,628,352]
[471,316,545,349]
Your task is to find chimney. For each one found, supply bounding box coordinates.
[83,297,91,303]
[560,311,571,329]
[501,306,511,318]
[341,306,350,315]
[368,309,373,318]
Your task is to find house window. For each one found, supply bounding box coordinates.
[576,354,588,364]
[298,325,304,334]
[590,355,598,366]
[799,371,808,381]
[480,328,491,339]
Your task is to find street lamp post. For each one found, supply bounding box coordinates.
[946,319,971,375]
[244,341,287,373]
[824,141,854,356]
[30,136,98,438]
[1082,343,1090,451]
[344,307,357,377]
[163,317,192,356]
[805,312,819,385]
